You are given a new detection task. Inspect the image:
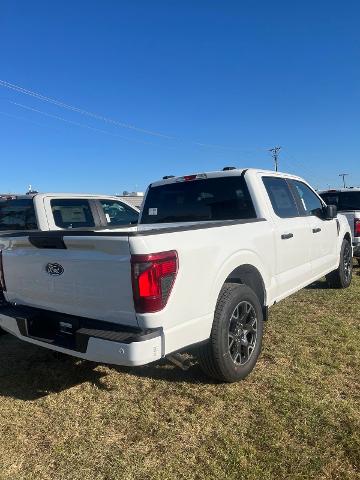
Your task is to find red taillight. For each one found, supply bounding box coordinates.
[355,219,360,237]
[0,251,6,292]
[131,250,178,313]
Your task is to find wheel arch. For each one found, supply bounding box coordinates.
[224,264,267,308]
[344,232,351,244]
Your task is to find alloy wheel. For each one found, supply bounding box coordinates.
[228,301,257,365]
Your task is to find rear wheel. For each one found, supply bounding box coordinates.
[326,238,353,288]
[198,283,264,383]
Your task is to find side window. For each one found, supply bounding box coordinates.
[99,200,139,226]
[51,199,95,228]
[262,177,299,218]
[290,181,323,217]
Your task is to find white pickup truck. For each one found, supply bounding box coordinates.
[320,188,360,263]
[0,193,139,232]
[0,169,353,382]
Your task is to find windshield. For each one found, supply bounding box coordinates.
[320,191,360,211]
[141,176,256,224]
[0,198,37,230]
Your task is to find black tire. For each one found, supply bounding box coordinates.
[326,238,353,288]
[198,283,264,383]
[0,328,7,336]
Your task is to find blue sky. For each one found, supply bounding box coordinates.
[0,0,359,194]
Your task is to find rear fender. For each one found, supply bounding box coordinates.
[211,250,272,316]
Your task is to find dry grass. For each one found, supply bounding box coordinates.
[0,268,359,480]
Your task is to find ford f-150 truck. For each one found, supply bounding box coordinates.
[0,169,353,382]
[320,188,360,264]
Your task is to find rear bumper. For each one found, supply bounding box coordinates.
[0,305,163,366]
[353,241,360,257]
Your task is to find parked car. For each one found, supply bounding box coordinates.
[0,169,353,381]
[0,193,139,334]
[319,188,360,264]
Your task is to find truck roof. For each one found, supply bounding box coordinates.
[0,194,36,200]
[0,193,128,200]
[319,188,360,193]
[150,167,307,188]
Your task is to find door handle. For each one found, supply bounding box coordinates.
[312,227,322,234]
[281,233,294,240]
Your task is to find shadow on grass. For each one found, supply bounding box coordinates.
[0,336,211,401]
[0,335,110,401]
[305,279,330,290]
[354,261,360,276]
[112,357,213,386]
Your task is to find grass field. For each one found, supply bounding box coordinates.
[0,267,359,480]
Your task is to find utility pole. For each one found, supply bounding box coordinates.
[339,173,349,188]
[269,146,282,172]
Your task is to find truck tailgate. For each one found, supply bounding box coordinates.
[1,233,138,327]
[341,211,355,238]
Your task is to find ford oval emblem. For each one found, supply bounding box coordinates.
[46,263,64,276]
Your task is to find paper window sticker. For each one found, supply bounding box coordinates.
[105,213,111,222]
[149,208,158,216]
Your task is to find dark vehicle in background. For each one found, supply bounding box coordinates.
[320,189,360,263]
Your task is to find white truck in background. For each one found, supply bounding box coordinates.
[0,193,139,233]
[320,188,360,264]
[0,169,353,382]
[0,193,139,333]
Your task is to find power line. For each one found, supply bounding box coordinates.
[10,102,158,146]
[0,79,266,155]
[0,79,174,139]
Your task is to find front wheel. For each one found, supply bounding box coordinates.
[326,238,353,289]
[197,283,264,383]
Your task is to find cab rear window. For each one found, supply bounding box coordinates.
[51,199,95,228]
[141,176,256,224]
[0,198,37,230]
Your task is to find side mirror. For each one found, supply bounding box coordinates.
[324,204,337,220]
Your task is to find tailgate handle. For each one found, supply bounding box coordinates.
[29,235,67,249]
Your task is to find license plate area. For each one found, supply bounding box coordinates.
[25,315,79,350]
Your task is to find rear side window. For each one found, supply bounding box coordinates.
[51,199,95,228]
[0,198,37,230]
[141,176,256,224]
[320,191,360,211]
[290,180,323,217]
[99,200,139,226]
[262,177,298,218]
